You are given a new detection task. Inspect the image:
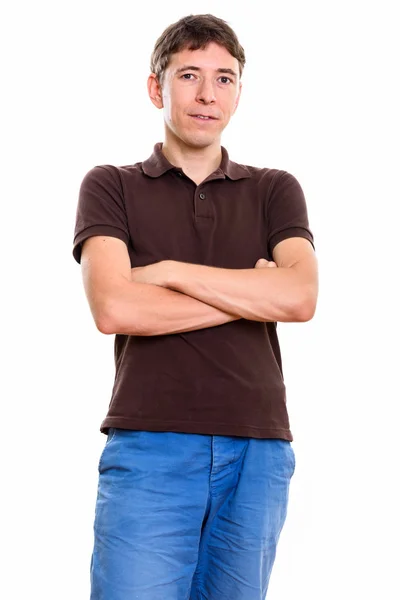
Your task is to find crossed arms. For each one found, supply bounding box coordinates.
[80,235,318,336]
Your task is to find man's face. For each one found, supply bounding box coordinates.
[154,42,242,149]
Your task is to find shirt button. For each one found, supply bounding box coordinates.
[177,172,183,177]
[199,193,206,199]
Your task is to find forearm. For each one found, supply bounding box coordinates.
[167,263,315,323]
[107,280,241,336]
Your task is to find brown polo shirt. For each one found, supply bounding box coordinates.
[73,142,314,440]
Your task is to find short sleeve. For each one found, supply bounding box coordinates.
[266,170,315,258]
[72,165,130,264]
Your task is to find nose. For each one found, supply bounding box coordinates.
[195,77,216,104]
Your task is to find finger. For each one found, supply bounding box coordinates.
[255,258,269,268]
[255,258,277,268]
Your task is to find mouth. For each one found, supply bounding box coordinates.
[189,114,218,122]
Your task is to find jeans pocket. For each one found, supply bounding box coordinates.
[98,428,117,472]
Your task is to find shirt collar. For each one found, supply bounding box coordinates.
[141,142,251,181]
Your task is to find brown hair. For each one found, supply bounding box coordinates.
[150,14,246,88]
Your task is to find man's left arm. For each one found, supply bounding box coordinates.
[167,237,318,322]
[160,236,318,323]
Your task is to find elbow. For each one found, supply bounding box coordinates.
[95,310,117,335]
[92,298,120,335]
[293,291,318,322]
[95,302,146,336]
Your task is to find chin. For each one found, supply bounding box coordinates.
[166,122,220,148]
[180,131,219,149]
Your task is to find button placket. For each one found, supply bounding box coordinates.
[194,188,212,219]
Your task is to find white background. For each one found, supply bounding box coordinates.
[2,1,399,598]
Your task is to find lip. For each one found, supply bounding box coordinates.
[189,114,218,121]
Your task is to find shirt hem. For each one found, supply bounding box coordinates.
[100,416,293,441]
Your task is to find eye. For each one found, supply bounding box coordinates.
[219,77,233,84]
[181,73,195,80]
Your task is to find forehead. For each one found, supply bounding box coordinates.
[168,42,238,72]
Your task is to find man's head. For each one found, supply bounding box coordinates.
[148,14,246,150]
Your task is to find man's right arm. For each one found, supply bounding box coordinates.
[81,235,241,336]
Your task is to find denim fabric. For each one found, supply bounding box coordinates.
[90,429,295,599]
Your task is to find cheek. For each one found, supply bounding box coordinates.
[171,100,189,125]
[161,93,171,118]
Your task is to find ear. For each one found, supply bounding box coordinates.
[147,73,164,109]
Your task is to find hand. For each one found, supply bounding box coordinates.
[131,260,172,287]
[254,258,277,268]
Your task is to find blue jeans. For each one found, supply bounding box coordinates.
[90,429,296,599]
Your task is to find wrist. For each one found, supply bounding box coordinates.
[164,260,177,289]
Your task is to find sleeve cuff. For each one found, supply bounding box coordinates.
[72,225,129,263]
[268,227,315,256]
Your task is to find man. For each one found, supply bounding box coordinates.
[73,13,318,600]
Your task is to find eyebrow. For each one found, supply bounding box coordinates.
[175,65,238,80]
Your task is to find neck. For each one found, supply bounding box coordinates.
[161,129,222,185]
